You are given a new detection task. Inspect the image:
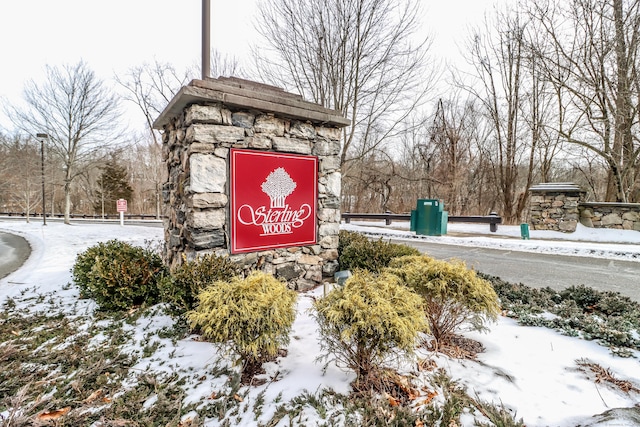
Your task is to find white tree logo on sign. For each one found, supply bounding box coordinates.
[261,167,297,208]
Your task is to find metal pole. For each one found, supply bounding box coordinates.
[37,133,48,226]
[202,0,211,79]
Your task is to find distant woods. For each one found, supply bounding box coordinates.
[2,0,640,224]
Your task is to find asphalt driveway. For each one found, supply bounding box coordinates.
[0,231,31,279]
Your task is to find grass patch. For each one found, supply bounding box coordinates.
[0,298,200,426]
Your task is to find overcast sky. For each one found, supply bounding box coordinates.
[0,0,498,131]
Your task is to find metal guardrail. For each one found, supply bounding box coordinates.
[341,212,502,232]
[2,211,502,231]
[0,212,162,220]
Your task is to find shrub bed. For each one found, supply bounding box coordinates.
[483,274,640,355]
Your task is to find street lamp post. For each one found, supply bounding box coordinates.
[36,133,48,226]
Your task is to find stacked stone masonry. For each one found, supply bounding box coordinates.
[579,202,640,231]
[529,192,583,232]
[528,183,640,233]
[156,78,348,291]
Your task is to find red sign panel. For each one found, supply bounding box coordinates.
[116,199,127,213]
[231,149,317,253]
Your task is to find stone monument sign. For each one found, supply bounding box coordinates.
[153,77,349,290]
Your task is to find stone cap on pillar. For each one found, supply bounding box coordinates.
[529,182,585,194]
[153,77,351,129]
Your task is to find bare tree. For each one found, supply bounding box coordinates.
[456,6,566,222]
[0,134,42,220]
[115,54,242,218]
[116,54,244,146]
[459,9,530,223]
[254,0,434,171]
[425,98,479,215]
[121,142,164,216]
[5,61,122,224]
[115,60,192,146]
[199,50,245,82]
[526,0,640,202]
[0,133,11,210]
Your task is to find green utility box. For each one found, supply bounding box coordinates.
[520,223,530,240]
[441,210,448,235]
[411,199,448,236]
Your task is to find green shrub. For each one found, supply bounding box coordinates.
[559,285,601,310]
[338,230,369,256]
[159,253,241,314]
[557,284,639,317]
[187,271,297,381]
[313,270,427,392]
[338,236,420,272]
[479,273,558,314]
[72,239,167,311]
[485,274,640,352]
[386,255,500,345]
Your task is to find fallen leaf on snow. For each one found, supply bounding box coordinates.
[83,389,103,403]
[383,392,401,407]
[418,390,438,405]
[37,407,71,420]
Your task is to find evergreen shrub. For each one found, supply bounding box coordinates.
[187,271,297,381]
[386,255,500,344]
[338,234,419,272]
[337,230,368,256]
[72,239,167,311]
[480,274,558,314]
[313,270,426,392]
[159,253,241,314]
[485,274,640,352]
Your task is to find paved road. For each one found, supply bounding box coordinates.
[0,232,31,279]
[393,239,640,302]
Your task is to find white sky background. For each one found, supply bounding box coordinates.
[0,0,498,132]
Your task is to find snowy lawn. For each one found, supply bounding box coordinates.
[0,220,639,426]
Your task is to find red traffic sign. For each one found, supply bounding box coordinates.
[116,199,128,213]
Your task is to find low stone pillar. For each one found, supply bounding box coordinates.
[153,77,350,290]
[528,183,586,232]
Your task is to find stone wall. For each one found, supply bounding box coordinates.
[528,183,640,232]
[579,202,640,231]
[528,183,585,232]
[153,77,349,291]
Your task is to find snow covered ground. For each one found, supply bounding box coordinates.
[1,220,639,426]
